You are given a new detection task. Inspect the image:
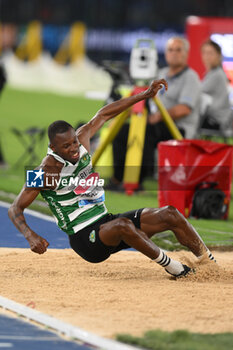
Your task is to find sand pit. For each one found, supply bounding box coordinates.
[0,248,233,338]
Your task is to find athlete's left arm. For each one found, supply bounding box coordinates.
[77,79,168,144]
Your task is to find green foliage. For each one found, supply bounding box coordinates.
[117,329,233,350]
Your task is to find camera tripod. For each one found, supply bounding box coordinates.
[92,85,183,194]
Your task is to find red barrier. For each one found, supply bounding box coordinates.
[158,139,233,218]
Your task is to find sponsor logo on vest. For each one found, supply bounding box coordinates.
[89,230,96,243]
[47,196,67,230]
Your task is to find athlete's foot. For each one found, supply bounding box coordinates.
[165,264,193,278]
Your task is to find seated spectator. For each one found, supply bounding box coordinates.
[200,39,232,133]
[107,37,201,191]
[148,37,201,140]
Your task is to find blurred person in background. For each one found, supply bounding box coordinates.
[0,64,7,168]
[107,37,201,192]
[200,39,233,133]
[148,37,201,140]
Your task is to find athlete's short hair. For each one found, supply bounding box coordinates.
[48,120,73,143]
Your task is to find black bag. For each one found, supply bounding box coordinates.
[190,182,228,219]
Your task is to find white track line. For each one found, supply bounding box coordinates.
[0,344,13,348]
[0,296,138,350]
[195,226,233,236]
[0,201,55,223]
[0,336,59,341]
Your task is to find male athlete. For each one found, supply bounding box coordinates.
[8,79,215,278]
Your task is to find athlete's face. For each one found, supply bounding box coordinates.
[50,128,80,164]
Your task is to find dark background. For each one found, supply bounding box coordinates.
[0,0,232,29]
[1,1,233,67]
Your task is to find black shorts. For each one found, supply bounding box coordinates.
[69,208,144,263]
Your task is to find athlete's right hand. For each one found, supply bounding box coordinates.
[27,231,49,254]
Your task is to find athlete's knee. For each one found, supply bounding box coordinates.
[165,205,183,227]
[115,217,135,237]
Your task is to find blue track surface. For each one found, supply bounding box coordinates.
[0,202,134,250]
[0,203,70,249]
[0,314,94,350]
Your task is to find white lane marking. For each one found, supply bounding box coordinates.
[0,201,55,223]
[0,336,59,341]
[195,226,233,236]
[0,344,13,348]
[0,295,138,350]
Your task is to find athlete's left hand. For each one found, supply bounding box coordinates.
[143,79,168,99]
[27,231,49,254]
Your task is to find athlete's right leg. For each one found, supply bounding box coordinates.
[99,217,191,277]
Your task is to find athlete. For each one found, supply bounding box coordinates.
[8,79,215,278]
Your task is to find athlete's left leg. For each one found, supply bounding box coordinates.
[140,206,211,258]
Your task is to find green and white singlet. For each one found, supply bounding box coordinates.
[41,145,108,235]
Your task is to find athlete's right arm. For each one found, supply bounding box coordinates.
[8,187,50,254]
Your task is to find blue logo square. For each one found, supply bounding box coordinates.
[26,169,44,188]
